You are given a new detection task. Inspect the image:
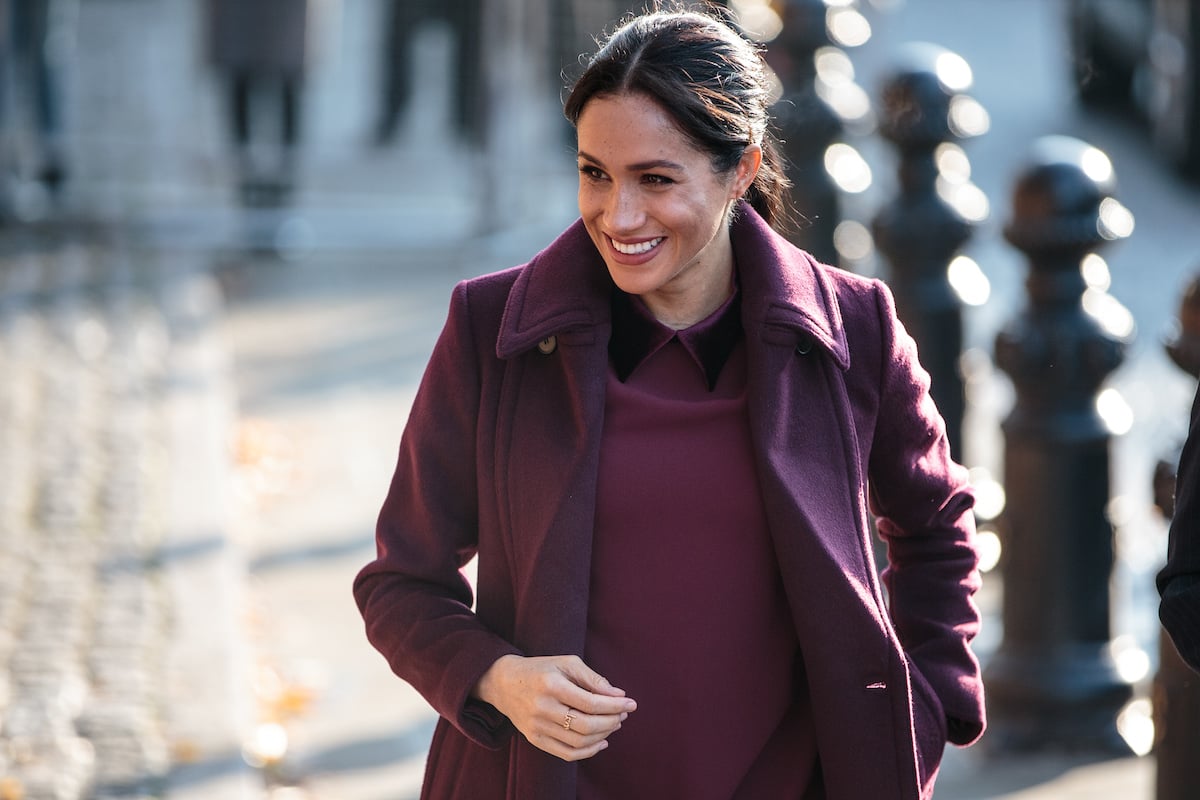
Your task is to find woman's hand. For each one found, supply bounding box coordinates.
[473,654,637,761]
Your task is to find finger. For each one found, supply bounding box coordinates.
[532,733,610,763]
[559,716,619,745]
[558,706,628,738]
[536,659,635,718]
[530,718,615,762]
[560,739,609,762]
[558,657,628,698]
[560,685,637,717]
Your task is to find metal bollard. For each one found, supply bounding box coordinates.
[766,0,871,266]
[983,135,1138,753]
[871,43,988,462]
[1153,272,1200,800]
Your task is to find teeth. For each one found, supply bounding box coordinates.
[610,236,663,255]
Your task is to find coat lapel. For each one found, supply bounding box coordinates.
[733,207,891,632]
[494,221,612,658]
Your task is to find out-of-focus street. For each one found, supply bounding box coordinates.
[1,1,1198,798]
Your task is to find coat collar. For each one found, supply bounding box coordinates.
[495,220,610,359]
[495,202,850,370]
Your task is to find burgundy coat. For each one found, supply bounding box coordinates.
[354,204,986,799]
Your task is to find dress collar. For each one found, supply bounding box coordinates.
[609,283,743,391]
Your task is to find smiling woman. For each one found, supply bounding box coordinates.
[574,92,759,328]
[354,6,987,800]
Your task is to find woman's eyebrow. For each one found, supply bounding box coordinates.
[577,151,685,172]
[628,159,686,172]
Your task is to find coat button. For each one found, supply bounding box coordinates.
[537,335,558,355]
[795,336,813,355]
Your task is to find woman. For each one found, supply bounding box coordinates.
[354,7,986,799]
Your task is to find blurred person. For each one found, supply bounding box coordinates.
[206,0,322,208]
[1158,381,1200,672]
[354,5,986,799]
[373,0,482,147]
[0,0,75,215]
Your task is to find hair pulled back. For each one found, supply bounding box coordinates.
[564,5,791,230]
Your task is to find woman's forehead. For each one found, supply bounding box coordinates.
[575,93,701,163]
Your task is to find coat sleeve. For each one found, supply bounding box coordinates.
[353,279,521,748]
[1158,383,1200,672]
[863,279,986,747]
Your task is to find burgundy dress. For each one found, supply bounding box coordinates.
[577,288,822,799]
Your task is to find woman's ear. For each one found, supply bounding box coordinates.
[732,144,763,198]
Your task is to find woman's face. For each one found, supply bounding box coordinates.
[575,92,760,328]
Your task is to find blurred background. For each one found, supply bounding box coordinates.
[1,0,1199,798]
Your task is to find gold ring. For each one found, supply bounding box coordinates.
[563,710,575,731]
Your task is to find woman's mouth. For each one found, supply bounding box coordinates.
[609,236,663,255]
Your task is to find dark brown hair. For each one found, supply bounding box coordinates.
[563,5,791,229]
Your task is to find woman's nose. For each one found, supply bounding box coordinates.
[606,185,645,231]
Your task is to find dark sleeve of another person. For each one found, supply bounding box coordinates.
[1158,383,1200,672]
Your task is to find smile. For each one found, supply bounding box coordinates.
[609,236,663,255]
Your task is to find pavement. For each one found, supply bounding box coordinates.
[1,0,1198,798]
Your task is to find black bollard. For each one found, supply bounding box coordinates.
[766,0,871,266]
[1152,272,1200,800]
[984,135,1138,753]
[871,43,988,462]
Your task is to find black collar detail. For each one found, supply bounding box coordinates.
[609,285,743,391]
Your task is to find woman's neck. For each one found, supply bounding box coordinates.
[641,237,736,330]
[643,274,735,330]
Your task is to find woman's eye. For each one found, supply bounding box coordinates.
[579,166,606,181]
[643,174,674,186]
